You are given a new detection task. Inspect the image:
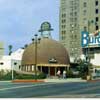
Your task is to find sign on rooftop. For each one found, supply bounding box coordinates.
[81,31,100,47]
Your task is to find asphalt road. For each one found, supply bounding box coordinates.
[0,81,100,98]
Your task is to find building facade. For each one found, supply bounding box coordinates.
[0,48,24,72]
[0,42,4,58]
[21,22,70,76]
[59,0,100,62]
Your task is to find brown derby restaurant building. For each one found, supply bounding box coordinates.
[21,38,70,76]
[20,22,70,76]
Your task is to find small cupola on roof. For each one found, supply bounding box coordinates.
[38,22,53,38]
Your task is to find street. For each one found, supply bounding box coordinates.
[0,81,100,98]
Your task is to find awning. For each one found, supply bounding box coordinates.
[37,64,70,67]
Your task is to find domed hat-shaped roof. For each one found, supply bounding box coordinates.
[21,38,70,65]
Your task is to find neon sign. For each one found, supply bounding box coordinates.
[81,31,100,47]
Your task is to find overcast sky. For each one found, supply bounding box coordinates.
[0,0,59,54]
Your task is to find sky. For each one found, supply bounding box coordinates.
[0,0,59,54]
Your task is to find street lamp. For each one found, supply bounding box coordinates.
[11,64,14,80]
[32,34,41,80]
[86,20,97,78]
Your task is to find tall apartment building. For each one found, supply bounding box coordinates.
[0,42,4,58]
[59,0,100,62]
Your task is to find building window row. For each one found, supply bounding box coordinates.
[70,0,79,5]
[70,5,78,10]
[95,9,99,14]
[70,23,78,28]
[61,30,66,34]
[95,0,99,6]
[21,66,33,72]
[62,36,66,40]
[70,17,77,22]
[96,17,99,22]
[83,1,99,7]
[62,19,66,23]
[62,13,66,18]
[61,7,66,11]
[70,34,77,39]
[83,2,87,7]
[62,25,66,29]
[70,12,77,16]
[83,10,87,16]
[96,25,99,30]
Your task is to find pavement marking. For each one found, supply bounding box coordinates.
[0,82,59,91]
[67,85,100,94]
[43,94,100,98]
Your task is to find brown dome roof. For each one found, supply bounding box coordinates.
[21,38,70,65]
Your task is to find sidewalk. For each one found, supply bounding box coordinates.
[0,78,87,83]
[44,78,86,83]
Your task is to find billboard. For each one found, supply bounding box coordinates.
[81,31,100,47]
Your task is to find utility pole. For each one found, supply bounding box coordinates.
[34,34,38,80]
[87,20,95,79]
[32,34,41,80]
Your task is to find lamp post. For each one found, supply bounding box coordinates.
[11,64,14,80]
[86,20,97,78]
[32,34,41,80]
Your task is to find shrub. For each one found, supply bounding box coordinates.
[0,70,46,80]
[66,70,73,78]
[37,72,46,79]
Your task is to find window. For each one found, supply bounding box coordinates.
[61,31,64,34]
[62,19,66,23]
[63,14,66,17]
[19,65,21,69]
[14,62,17,65]
[96,17,99,22]
[70,18,73,22]
[83,2,87,7]
[96,25,99,30]
[83,10,87,15]
[84,26,87,31]
[74,18,77,21]
[70,12,73,16]
[95,9,99,14]
[62,13,66,18]
[70,1,74,5]
[74,6,77,9]
[62,36,64,40]
[62,30,66,36]
[95,1,98,6]
[0,62,4,65]
[63,30,66,34]
[74,12,77,16]
[62,25,66,29]
[74,35,77,39]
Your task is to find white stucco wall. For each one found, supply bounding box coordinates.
[80,53,100,66]
[0,56,11,71]
[0,48,24,71]
[11,48,24,60]
[91,54,100,66]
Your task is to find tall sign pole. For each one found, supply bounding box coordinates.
[34,34,38,80]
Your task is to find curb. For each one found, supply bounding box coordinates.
[12,79,44,83]
[87,79,100,82]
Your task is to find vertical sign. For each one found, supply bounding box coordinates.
[81,31,89,47]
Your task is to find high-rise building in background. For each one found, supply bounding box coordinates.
[59,0,100,62]
[0,42,4,58]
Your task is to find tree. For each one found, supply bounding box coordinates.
[24,44,28,48]
[77,59,88,79]
[8,45,13,55]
